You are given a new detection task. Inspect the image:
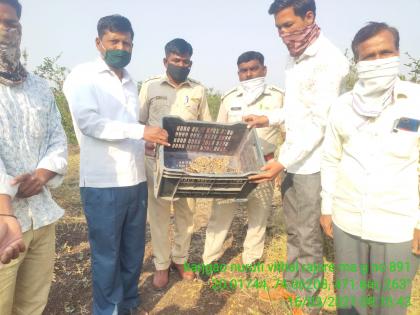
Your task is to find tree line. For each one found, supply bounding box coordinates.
[30,54,420,145]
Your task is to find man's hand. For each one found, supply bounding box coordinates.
[249,161,284,183]
[11,169,56,198]
[144,126,170,146]
[243,114,269,128]
[145,141,157,157]
[320,215,333,238]
[412,229,420,255]
[0,216,25,264]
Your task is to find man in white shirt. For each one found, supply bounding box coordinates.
[64,15,168,315]
[246,0,348,312]
[321,22,420,315]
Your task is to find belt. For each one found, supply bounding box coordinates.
[264,152,274,162]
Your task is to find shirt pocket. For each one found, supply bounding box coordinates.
[185,97,201,116]
[227,106,243,123]
[26,106,47,141]
[176,96,200,120]
[149,97,170,125]
[385,131,418,159]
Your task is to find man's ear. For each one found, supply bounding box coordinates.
[189,60,193,68]
[95,37,105,55]
[95,37,101,50]
[163,58,168,68]
[304,11,315,25]
[263,65,267,76]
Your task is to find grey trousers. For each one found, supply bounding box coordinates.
[333,224,420,315]
[281,172,324,301]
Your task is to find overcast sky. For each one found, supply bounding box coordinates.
[19,0,420,92]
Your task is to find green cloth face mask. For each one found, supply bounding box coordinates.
[101,43,132,69]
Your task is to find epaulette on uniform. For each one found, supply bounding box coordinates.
[267,84,285,94]
[188,77,206,88]
[142,75,162,84]
[221,87,238,100]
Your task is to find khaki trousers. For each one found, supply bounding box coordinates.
[146,157,196,270]
[0,223,56,315]
[203,182,273,265]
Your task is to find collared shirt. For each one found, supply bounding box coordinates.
[139,74,211,126]
[217,84,284,155]
[0,73,68,233]
[269,33,349,174]
[64,58,146,188]
[321,79,420,243]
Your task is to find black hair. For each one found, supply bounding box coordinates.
[97,15,134,40]
[268,0,316,18]
[0,0,21,19]
[164,38,193,57]
[352,22,399,60]
[237,51,265,66]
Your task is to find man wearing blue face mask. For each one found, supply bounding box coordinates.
[139,38,211,289]
[321,22,420,315]
[64,14,169,315]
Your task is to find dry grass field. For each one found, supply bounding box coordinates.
[44,146,420,315]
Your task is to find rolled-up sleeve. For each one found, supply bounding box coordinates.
[36,92,68,188]
[0,157,18,198]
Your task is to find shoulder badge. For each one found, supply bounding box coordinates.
[142,75,163,84]
[267,84,285,94]
[221,87,239,101]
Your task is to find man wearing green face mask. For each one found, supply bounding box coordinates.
[99,41,132,70]
[64,14,169,315]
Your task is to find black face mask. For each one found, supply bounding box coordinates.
[166,63,191,83]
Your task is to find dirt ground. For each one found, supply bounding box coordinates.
[44,147,420,315]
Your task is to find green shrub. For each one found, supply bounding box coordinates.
[206,88,221,121]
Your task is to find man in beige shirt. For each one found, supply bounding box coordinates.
[203,51,284,269]
[139,38,211,289]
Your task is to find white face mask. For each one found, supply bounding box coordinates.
[239,76,266,106]
[352,56,400,117]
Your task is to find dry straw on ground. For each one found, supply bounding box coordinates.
[45,146,420,314]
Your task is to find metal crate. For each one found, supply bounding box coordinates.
[154,116,265,199]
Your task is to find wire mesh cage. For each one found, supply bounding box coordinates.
[154,116,266,199]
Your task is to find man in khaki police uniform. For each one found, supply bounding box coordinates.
[139,38,211,289]
[203,51,284,268]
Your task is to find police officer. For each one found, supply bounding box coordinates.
[202,51,284,268]
[139,38,211,289]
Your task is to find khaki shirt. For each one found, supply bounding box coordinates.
[217,84,284,156]
[139,74,211,126]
